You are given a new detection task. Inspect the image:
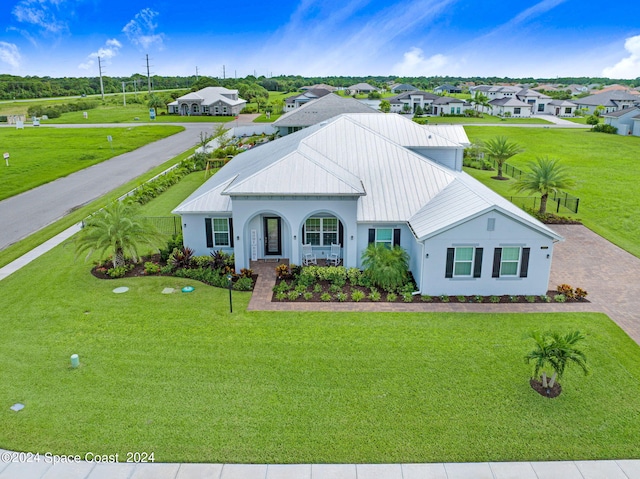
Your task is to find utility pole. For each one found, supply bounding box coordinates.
[98,56,105,101]
[222,65,225,80]
[195,66,199,82]
[146,54,151,93]
[122,81,126,106]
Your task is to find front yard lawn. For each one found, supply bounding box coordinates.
[0,126,183,201]
[1,242,639,463]
[415,115,551,125]
[464,126,640,258]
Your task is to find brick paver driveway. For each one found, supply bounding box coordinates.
[249,225,640,345]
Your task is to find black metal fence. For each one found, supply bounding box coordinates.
[486,159,580,214]
[144,216,182,236]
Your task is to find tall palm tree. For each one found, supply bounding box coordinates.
[481,136,523,179]
[472,92,491,114]
[513,157,576,214]
[525,330,588,389]
[75,201,161,268]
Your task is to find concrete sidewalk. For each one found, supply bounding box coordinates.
[1,455,639,479]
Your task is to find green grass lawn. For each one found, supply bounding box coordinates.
[1,241,639,463]
[138,170,214,217]
[44,105,233,124]
[464,127,640,258]
[0,126,184,201]
[416,115,551,125]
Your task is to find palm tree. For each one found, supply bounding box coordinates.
[361,244,410,292]
[513,157,576,214]
[472,92,490,114]
[75,201,161,269]
[481,136,523,179]
[525,330,588,390]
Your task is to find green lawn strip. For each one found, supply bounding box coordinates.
[565,117,591,124]
[41,105,232,124]
[0,243,639,463]
[0,147,198,269]
[416,115,551,125]
[464,126,640,258]
[0,126,183,201]
[253,113,282,123]
[138,169,214,217]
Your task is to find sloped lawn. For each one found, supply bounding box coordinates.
[1,242,640,463]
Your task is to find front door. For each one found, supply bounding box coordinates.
[264,217,282,255]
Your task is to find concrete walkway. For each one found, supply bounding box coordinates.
[1,453,639,479]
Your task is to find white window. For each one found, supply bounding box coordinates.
[305,217,338,246]
[500,247,520,276]
[454,247,474,277]
[375,228,393,247]
[514,107,521,114]
[212,218,230,246]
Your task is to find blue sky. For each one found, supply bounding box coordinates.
[1,0,639,79]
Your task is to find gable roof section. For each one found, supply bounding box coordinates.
[273,93,379,127]
[603,107,640,118]
[177,87,245,107]
[389,91,439,104]
[490,97,530,107]
[576,90,639,107]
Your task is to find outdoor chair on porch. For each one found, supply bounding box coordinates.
[329,243,342,266]
[302,244,317,266]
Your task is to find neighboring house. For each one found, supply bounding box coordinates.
[390,83,418,93]
[604,107,640,136]
[574,91,639,114]
[300,84,338,92]
[488,97,532,117]
[566,84,589,95]
[283,88,331,111]
[547,100,578,117]
[174,113,562,296]
[168,87,246,116]
[272,93,379,136]
[434,84,462,94]
[388,91,466,115]
[347,83,378,94]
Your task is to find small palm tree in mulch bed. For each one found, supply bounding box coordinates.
[525,330,589,398]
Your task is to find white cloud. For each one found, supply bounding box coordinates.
[602,35,640,79]
[0,42,22,68]
[122,8,165,50]
[12,0,68,34]
[79,38,122,71]
[392,47,450,76]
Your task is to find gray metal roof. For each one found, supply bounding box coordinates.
[489,97,531,107]
[176,87,245,107]
[603,107,640,118]
[174,113,560,242]
[548,99,578,107]
[273,93,379,127]
[576,90,639,107]
[347,83,377,91]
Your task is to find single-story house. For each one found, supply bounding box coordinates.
[489,97,532,117]
[390,83,418,93]
[284,88,332,111]
[388,91,467,115]
[574,91,639,114]
[272,93,379,136]
[604,107,640,136]
[347,83,378,94]
[174,113,562,296]
[547,100,578,117]
[300,84,338,92]
[168,87,246,116]
[434,84,462,94]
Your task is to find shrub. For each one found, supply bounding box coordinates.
[368,288,381,302]
[456,295,466,303]
[275,291,286,301]
[169,247,195,269]
[240,268,253,278]
[233,277,253,291]
[273,281,290,294]
[346,267,362,285]
[475,295,483,303]
[160,264,174,275]
[294,284,308,294]
[144,262,160,275]
[440,295,450,303]
[490,296,500,303]
[525,295,536,303]
[335,292,347,302]
[361,244,410,292]
[421,295,433,302]
[275,263,290,279]
[302,291,313,300]
[510,295,519,303]
[575,288,588,301]
[297,272,316,288]
[313,283,323,293]
[192,256,211,268]
[160,234,183,261]
[351,290,365,302]
[540,294,551,303]
[554,294,567,303]
[287,291,299,301]
[320,292,332,302]
[329,283,342,293]
[402,292,413,302]
[591,123,617,134]
[557,284,575,300]
[386,292,397,302]
[107,265,130,278]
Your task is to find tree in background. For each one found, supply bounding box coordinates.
[481,136,523,179]
[379,100,391,113]
[513,157,576,214]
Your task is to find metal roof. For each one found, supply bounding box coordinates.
[273,93,379,127]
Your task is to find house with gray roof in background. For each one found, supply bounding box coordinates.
[283,88,332,111]
[388,91,467,115]
[434,84,462,94]
[174,113,562,296]
[390,83,418,93]
[168,87,246,116]
[604,107,640,136]
[272,93,379,135]
[574,90,639,114]
[346,82,378,94]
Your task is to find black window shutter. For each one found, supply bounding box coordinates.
[520,247,530,278]
[205,218,213,248]
[229,218,234,247]
[368,228,375,244]
[393,228,401,247]
[338,221,344,245]
[302,224,305,245]
[492,248,502,278]
[445,248,455,278]
[473,248,483,278]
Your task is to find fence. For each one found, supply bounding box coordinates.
[487,159,580,214]
[144,216,182,236]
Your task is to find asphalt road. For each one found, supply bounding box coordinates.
[0,123,215,250]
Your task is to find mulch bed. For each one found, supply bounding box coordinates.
[530,377,562,398]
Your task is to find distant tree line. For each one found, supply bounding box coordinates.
[1,73,638,100]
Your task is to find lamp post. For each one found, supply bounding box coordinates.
[227,274,233,313]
